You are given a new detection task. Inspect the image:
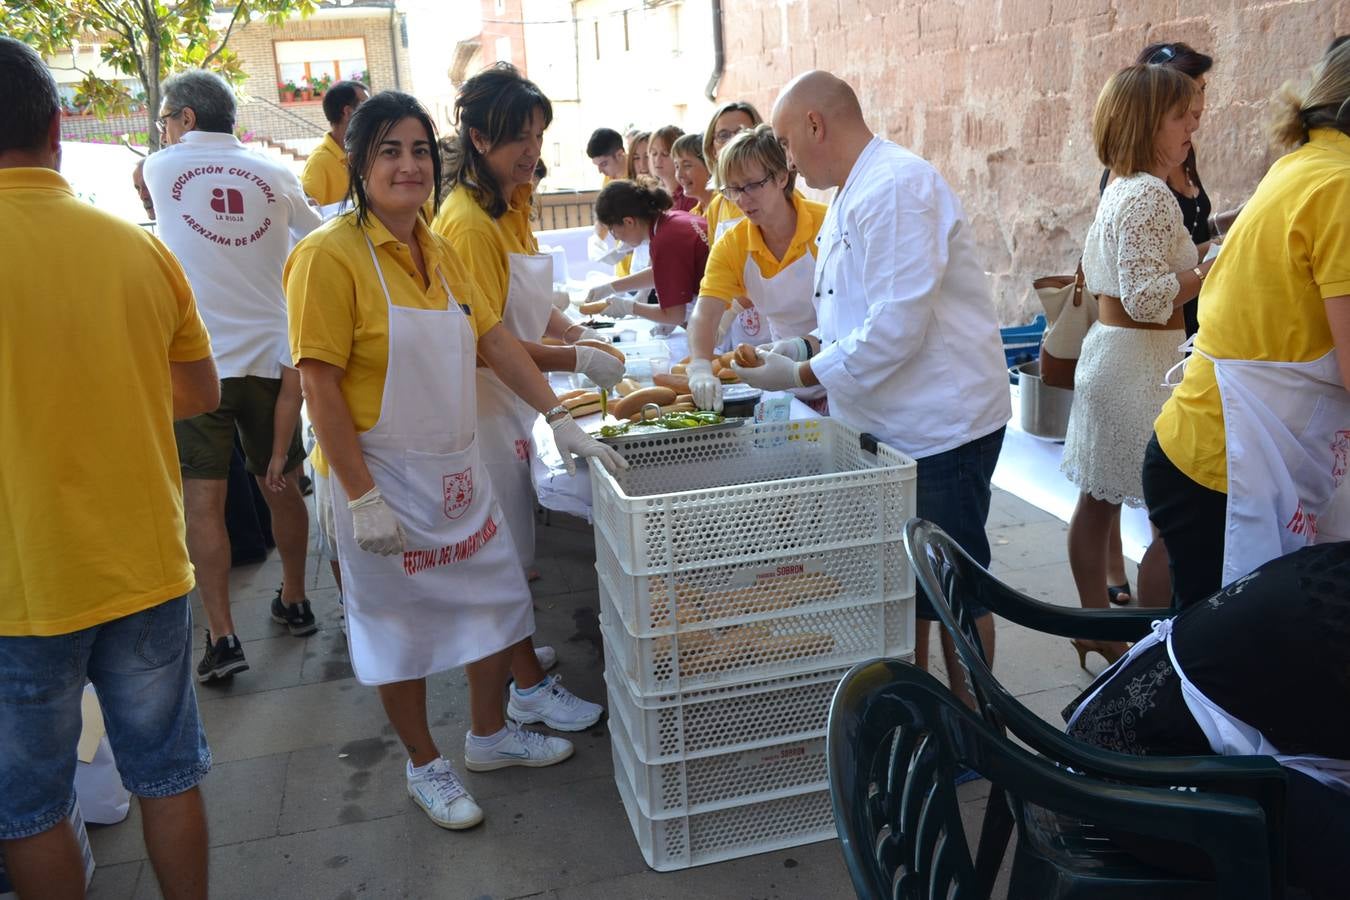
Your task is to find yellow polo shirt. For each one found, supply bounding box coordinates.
[301,132,349,206]
[286,211,500,475]
[702,191,744,241]
[1155,129,1350,492]
[698,193,827,306]
[431,182,537,317]
[1,168,212,636]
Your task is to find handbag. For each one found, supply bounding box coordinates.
[1034,263,1098,390]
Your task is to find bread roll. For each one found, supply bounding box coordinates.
[734,343,762,367]
[561,391,602,410]
[612,386,677,419]
[653,373,690,394]
[580,299,610,315]
[576,339,626,363]
[716,351,736,368]
[615,378,642,397]
[674,394,693,405]
[556,388,592,402]
[670,363,688,376]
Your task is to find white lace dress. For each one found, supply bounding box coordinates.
[1061,173,1196,507]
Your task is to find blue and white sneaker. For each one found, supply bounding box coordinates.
[463,722,574,772]
[406,758,482,830]
[507,674,603,732]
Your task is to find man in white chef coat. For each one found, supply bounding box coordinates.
[734,70,1011,697]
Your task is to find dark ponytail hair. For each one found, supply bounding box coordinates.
[449,62,553,219]
[344,90,440,226]
[594,179,672,227]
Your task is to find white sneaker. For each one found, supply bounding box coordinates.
[506,674,604,732]
[406,758,483,830]
[534,644,558,671]
[463,722,574,772]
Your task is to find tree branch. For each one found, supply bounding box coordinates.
[201,1,246,67]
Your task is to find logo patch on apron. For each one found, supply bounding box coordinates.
[740,307,761,337]
[443,468,474,520]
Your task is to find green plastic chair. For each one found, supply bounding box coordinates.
[900,517,1287,898]
[829,659,1279,899]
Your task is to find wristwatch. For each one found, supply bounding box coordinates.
[1192,265,1207,282]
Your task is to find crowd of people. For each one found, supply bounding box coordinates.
[1,24,1348,899]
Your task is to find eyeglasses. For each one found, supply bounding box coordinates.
[154,108,181,135]
[713,128,744,146]
[721,173,775,201]
[1147,44,1177,64]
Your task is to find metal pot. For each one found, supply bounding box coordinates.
[1012,359,1073,440]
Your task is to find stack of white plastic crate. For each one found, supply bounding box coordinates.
[589,418,916,870]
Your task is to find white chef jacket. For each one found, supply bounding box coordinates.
[144,131,321,380]
[810,137,1011,459]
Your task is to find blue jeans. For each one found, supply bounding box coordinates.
[0,596,210,839]
[914,427,1005,621]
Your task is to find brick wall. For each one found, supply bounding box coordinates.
[719,0,1350,323]
[230,9,413,143]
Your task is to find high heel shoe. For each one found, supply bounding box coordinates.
[1071,639,1128,670]
[1107,581,1133,605]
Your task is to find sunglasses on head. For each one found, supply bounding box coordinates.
[1148,44,1178,64]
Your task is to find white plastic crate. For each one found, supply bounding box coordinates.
[589,419,916,576]
[608,672,829,816]
[610,712,836,871]
[602,641,849,763]
[597,534,912,636]
[601,584,914,696]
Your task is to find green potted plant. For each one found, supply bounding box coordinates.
[298,77,313,102]
[312,73,332,96]
[278,79,297,102]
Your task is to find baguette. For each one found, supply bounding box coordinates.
[612,386,677,420]
[561,391,602,411]
[568,400,604,419]
[734,343,762,367]
[576,338,626,363]
[579,299,610,315]
[556,388,592,403]
[676,626,836,677]
[652,373,690,394]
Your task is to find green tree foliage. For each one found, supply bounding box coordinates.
[0,0,316,149]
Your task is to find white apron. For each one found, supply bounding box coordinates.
[475,251,555,571]
[714,215,743,243]
[1067,619,1350,795]
[743,248,827,403]
[333,237,533,686]
[1197,348,1350,585]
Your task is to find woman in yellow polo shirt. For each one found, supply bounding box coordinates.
[1146,45,1350,608]
[286,91,622,832]
[432,63,622,580]
[700,101,763,242]
[685,125,828,412]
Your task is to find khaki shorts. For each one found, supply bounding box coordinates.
[175,376,306,480]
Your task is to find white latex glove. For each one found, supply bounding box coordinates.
[586,231,610,261]
[584,283,618,305]
[347,486,406,556]
[551,288,571,310]
[731,349,805,392]
[760,337,811,362]
[550,416,630,476]
[574,345,625,390]
[714,305,739,344]
[565,325,602,343]
[687,358,722,412]
[603,294,638,318]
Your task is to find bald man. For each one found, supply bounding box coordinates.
[732,71,1011,700]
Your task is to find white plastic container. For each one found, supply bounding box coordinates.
[602,641,848,763]
[600,586,913,696]
[607,670,829,816]
[589,418,916,579]
[610,709,836,871]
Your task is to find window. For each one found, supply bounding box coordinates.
[275,38,368,89]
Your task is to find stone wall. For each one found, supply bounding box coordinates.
[718,0,1350,324]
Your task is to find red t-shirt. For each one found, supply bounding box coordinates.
[649,210,710,310]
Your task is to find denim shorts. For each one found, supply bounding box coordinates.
[913,427,1005,621]
[0,596,211,839]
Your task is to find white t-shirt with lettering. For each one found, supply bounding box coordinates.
[144,131,321,379]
